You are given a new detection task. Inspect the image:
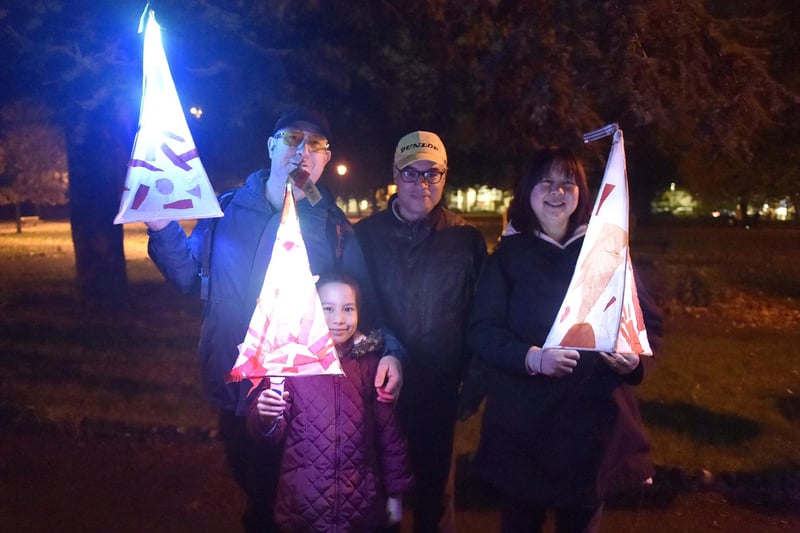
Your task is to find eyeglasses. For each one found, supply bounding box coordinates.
[274,130,330,153]
[396,167,447,184]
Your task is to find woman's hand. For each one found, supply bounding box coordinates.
[599,351,640,375]
[526,347,580,377]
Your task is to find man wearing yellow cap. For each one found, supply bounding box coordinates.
[355,131,488,532]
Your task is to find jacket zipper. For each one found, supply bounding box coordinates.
[333,375,341,530]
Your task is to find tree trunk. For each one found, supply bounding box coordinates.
[15,202,22,234]
[66,108,129,311]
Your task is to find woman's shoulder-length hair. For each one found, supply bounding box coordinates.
[506,147,592,237]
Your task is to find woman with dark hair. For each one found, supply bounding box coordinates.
[467,147,661,532]
[504,147,593,240]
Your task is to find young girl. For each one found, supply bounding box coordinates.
[247,271,412,532]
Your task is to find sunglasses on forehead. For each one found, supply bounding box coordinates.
[274,130,330,153]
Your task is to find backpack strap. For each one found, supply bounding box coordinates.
[200,190,236,300]
[326,204,346,267]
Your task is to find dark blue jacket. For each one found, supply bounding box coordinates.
[148,169,401,414]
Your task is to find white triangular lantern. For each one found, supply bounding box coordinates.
[227,182,344,385]
[544,127,653,356]
[115,9,222,224]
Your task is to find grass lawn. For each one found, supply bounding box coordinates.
[630,223,800,474]
[1,220,798,479]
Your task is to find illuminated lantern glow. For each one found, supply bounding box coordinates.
[114,8,222,224]
[227,182,345,391]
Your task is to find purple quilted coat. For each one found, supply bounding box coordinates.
[247,335,413,532]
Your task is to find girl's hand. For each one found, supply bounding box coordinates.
[386,496,403,525]
[256,388,288,422]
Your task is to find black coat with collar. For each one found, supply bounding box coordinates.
[466,231,661,507]
[354,195,487,385]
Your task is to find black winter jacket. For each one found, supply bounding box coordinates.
[355,197,487,383]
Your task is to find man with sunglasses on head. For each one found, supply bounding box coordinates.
[145,106,405,533]
[355,131,488,532]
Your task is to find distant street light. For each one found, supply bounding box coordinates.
[336,164,347,176]
[189,106,203,119]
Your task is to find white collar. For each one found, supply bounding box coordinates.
[534,224,587,249]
